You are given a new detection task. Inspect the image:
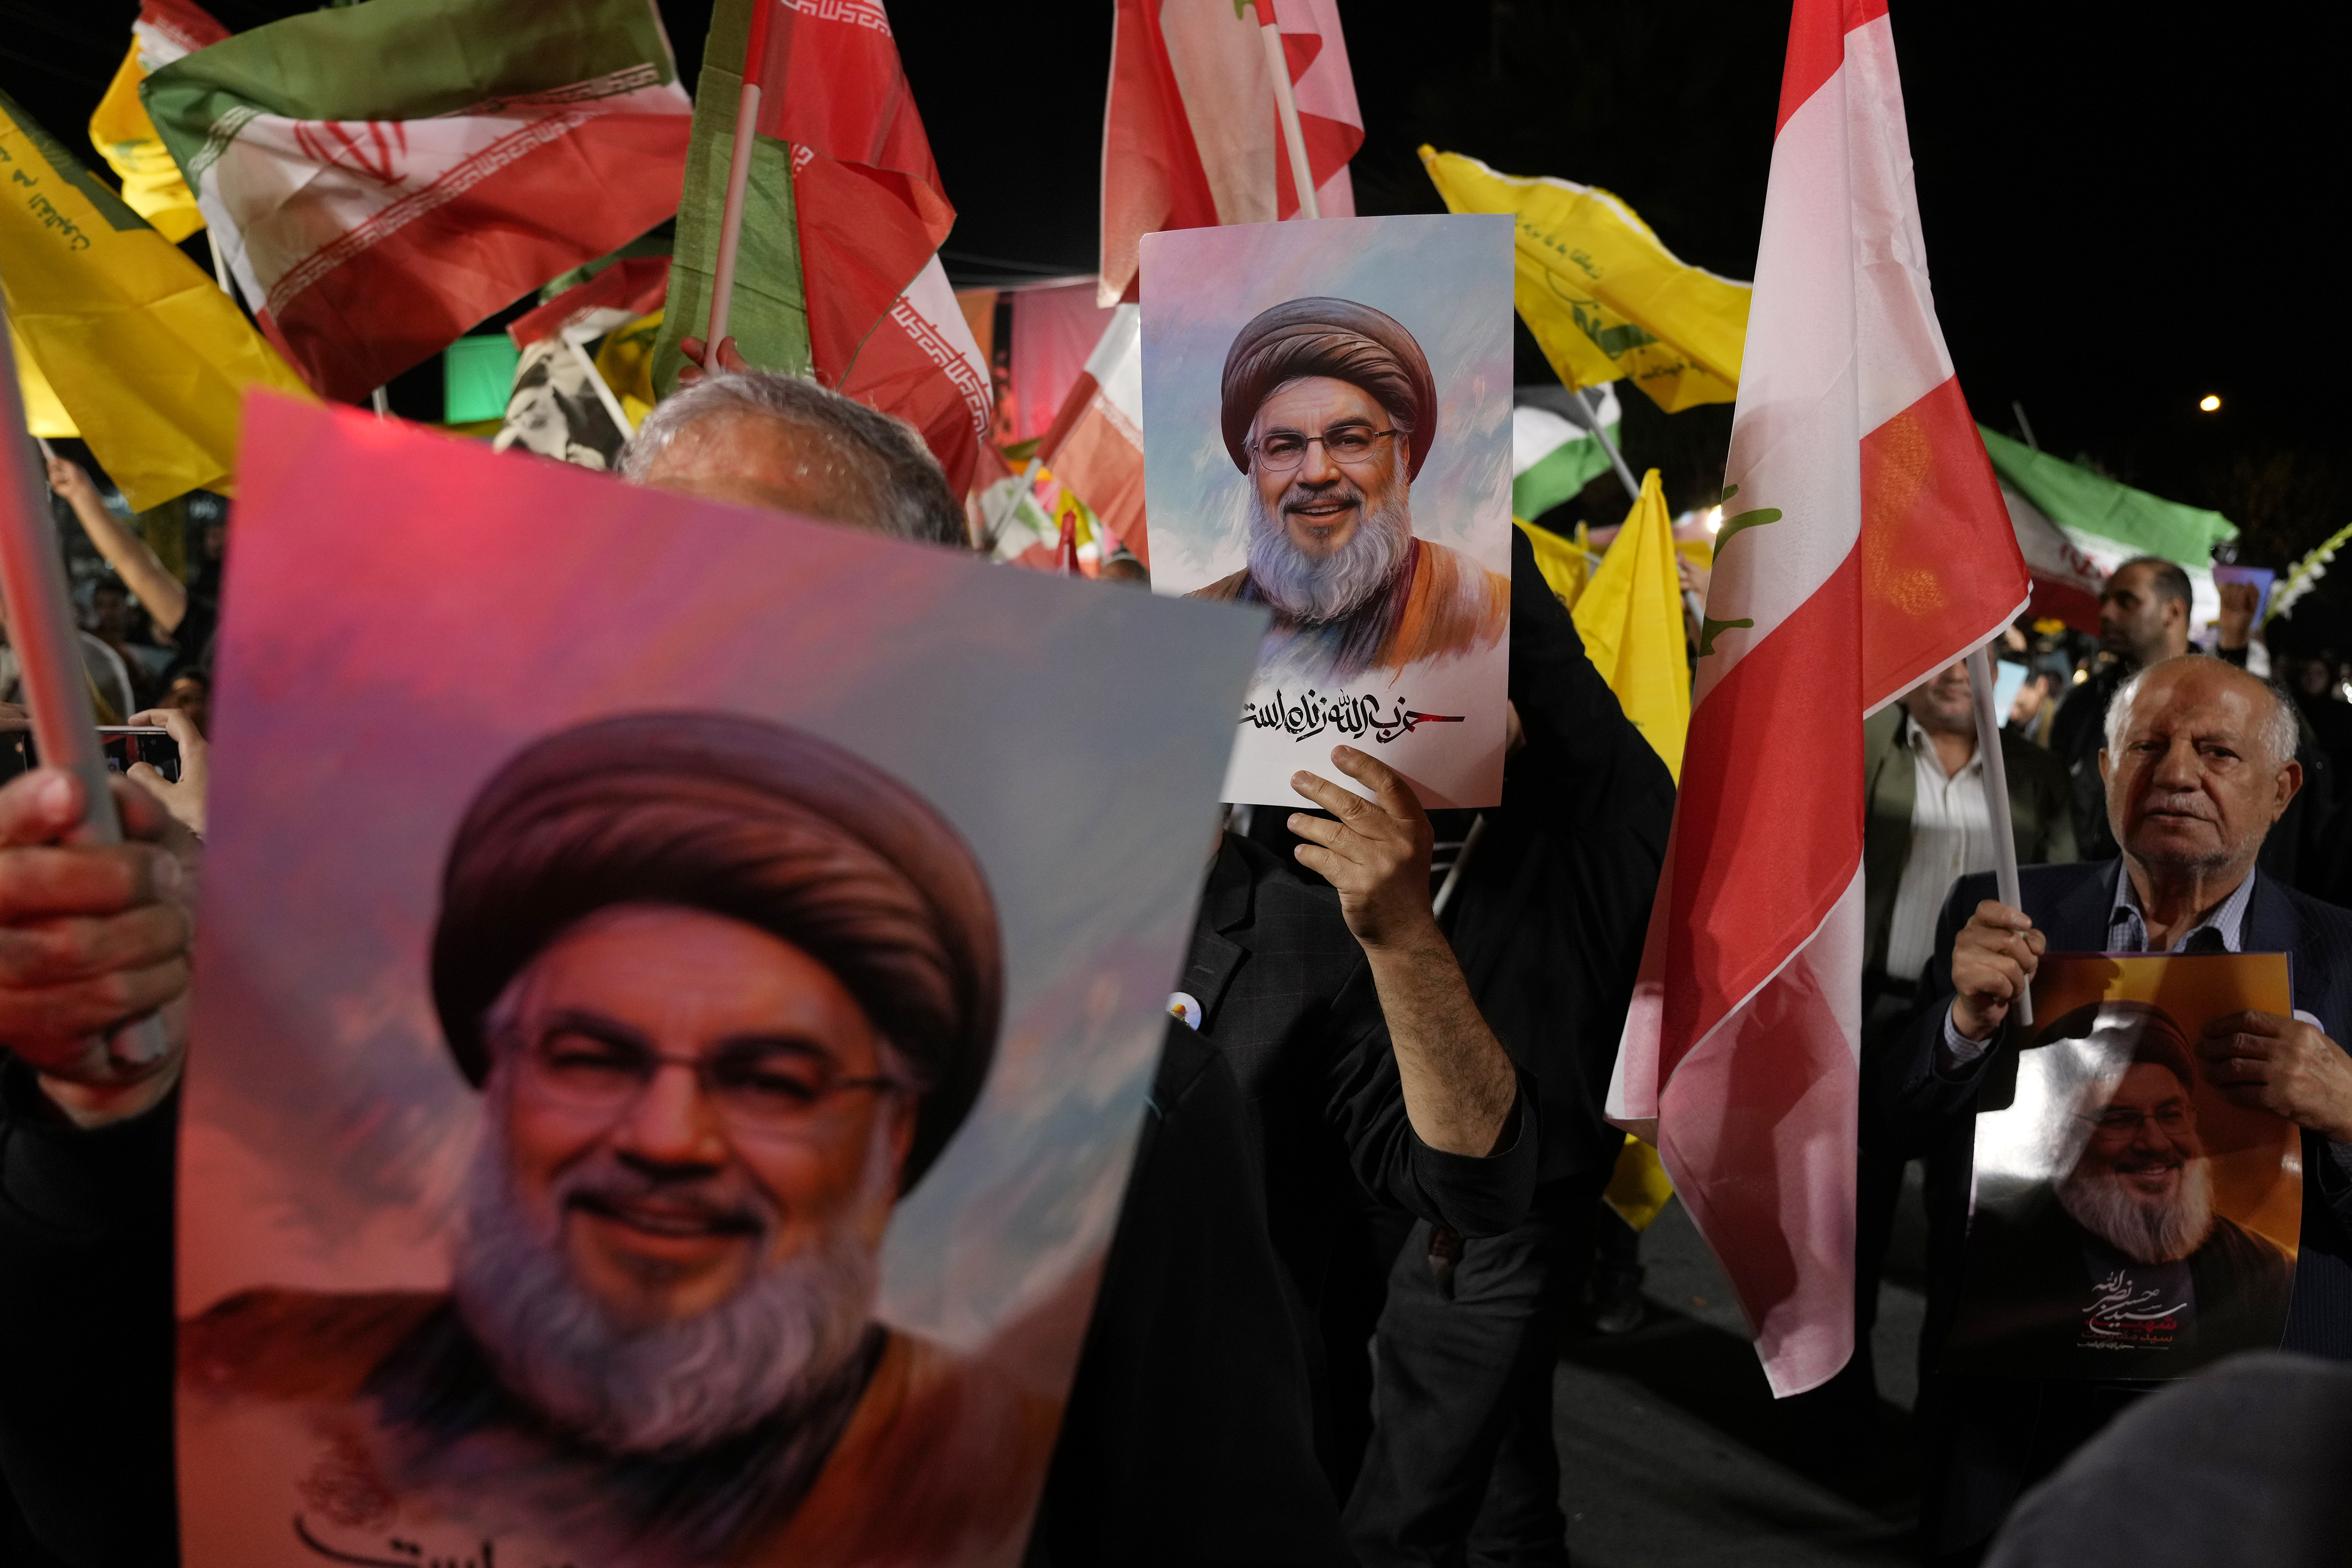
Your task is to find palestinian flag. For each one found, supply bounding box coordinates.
[141,0,690,403]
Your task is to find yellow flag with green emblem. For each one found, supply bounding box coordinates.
[90,41,206,243]
[1,91,312,510]
[1570,468,1690,782]
[1421,146,1749,413]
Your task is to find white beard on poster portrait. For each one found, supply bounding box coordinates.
[1243,471,1415,625]
[2058,1152,2218,1265]
[447,1082,898,1456]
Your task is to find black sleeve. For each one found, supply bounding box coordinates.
[1321,960,1538,1239]
[1025,1023,1352,1568]
[1503,523,1677,822]
[0,1060,179,1568]
[1860,875,2003,1156]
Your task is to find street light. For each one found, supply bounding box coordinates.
[2199,393,2222,412]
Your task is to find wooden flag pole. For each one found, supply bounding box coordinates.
[707,0,775,350]
[1253,1,1319,220]
[0,297,169,1068]
[1966,643,2033,1029]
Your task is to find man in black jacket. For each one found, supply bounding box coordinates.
[1877,654,2352,1565]
[1277,526,1677,1568]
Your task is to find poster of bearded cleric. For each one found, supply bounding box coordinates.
[172,397,1261,1567]
[1141,214,1514,807]
[1945,952,2303,1379]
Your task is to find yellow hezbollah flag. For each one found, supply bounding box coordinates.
[1421,146,1749,413]
[8,320,77,437]
[1513,516,1596,612]
[1,91,312,511]
[89,41,205,243]
[1571,468,1690,782]
[1605,1134,1675,1232]
[1575,471,1690,1231]
[593,308,664,429]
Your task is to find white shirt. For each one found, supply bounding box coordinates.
[1886,717,1998,984]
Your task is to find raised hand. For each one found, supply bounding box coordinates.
[1949,899,2045,1041]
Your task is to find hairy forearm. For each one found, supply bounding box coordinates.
[67,493,187,633]
[1362,931,1519,1156]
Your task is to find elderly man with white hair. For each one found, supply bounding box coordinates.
[1877,653,2352,1567]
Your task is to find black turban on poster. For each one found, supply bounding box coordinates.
[1220,296,1438,482]
[2032,999,2195,1087]
[429,711,1002,1194]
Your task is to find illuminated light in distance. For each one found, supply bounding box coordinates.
[2199,393,2222,412]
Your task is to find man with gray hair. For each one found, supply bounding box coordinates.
[620,360,968,547]
[1878,653,2352,1562]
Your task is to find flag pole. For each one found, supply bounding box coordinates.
[1575,385,1641,501]
[1965,642,2032,1029]
[0,297,168,1068]
[1252,1,1319,220]
[707,0,774,351]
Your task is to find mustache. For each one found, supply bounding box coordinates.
[1282,478,1366,512]
[556,1162,772,1238]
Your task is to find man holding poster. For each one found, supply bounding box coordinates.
[1879,654,2352,1558]
[1145,214,1514,808]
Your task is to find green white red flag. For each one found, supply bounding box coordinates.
[730,0,991,494]
[141,0,691,403]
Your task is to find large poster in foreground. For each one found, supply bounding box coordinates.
[176,396,1262,1566]
[1142,214,1514,808]
[1948,951,2301,1379]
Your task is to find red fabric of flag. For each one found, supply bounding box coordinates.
[745,0,985,493]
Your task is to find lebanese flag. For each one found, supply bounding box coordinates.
[1606,0,2028,1396]
[1036,303,1147,565]
[1098,0,1361,304]
[140,0,692,405]
[748,0,989,494]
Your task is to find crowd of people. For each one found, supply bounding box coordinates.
[2,341,2349,1568]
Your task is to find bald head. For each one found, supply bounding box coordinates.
[2100,655,2301,878]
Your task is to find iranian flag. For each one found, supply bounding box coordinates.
[698,0,990,494]
[141,0,691,404]
[1607,0,2028,1395]
[1099,0,1362,304]
[1036,304,1146,565]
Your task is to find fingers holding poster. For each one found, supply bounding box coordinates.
[1948,952,2301,1380]
[1142,215,1515,808]
[175,397,1261,1567]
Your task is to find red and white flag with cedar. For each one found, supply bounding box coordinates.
[1607,0,2028,1396]
[1098,0,1362,304]
[746,0,990,494]
[1036,304,1146,565]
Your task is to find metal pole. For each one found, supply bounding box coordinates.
[1579,386,1641,501]
[0,299,167,1067]
[1255,2,1319,219]
[1966,644,2032,1029]
[1431,813,1488,920]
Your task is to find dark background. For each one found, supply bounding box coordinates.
[5,0,2345,639]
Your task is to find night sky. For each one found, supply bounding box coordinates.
[6,0,2345,639]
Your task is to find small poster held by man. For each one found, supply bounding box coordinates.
[1142,214,1514,807]
[1947,951,2302,1379]
[174,397,1261,1567]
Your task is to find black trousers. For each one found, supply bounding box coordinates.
[1344,1167,1614,1568]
